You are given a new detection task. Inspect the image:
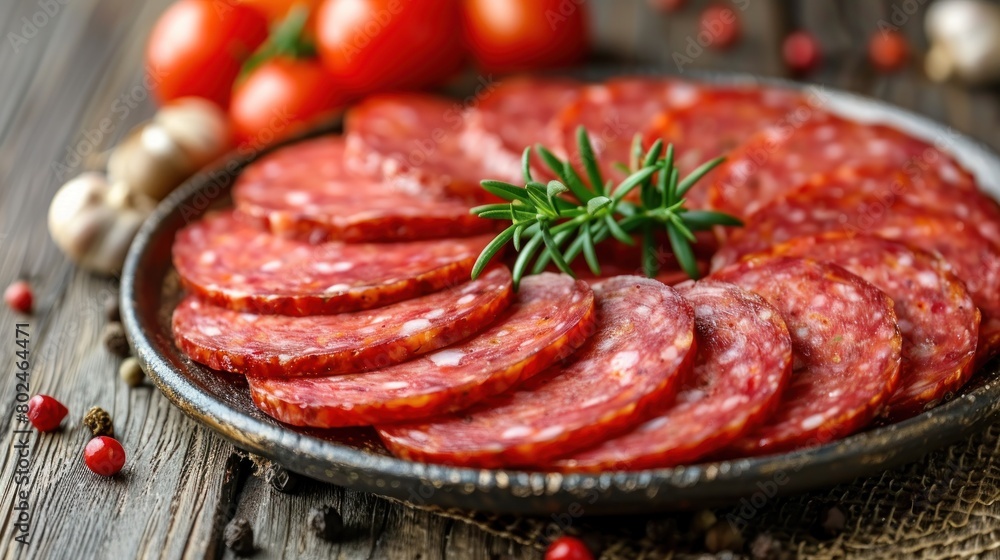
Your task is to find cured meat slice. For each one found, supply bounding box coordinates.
[710,177,1000,361]
[377,276,696,468]
[172,266,514,377]
[345,93,516,203]
[554,281,792,471]
[641,87,829,207]
[461,77,580,181]
[173,211,494,315]
[708,119,978,218]
[752,233,978,419]
[711,257,901,455]
[248,274,596,426]
[551,77,704,182]
[233,137,493,243]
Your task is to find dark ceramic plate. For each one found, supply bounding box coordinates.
[121,69,1000,515]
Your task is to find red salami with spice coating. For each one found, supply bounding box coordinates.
[711,257,902,455]
[709,119,977,219]
[461,77,580,181]
[173,211,494,315]
[750,233,978,419]
[551,77,704,182]
[345,93,517,202]
[377,276,696,468]
[641,86,829,207]
[234,137,493,243]
[554,281,792,471]
[711,175,1000,362]
[248,274,596,426]
[172,266,514,377]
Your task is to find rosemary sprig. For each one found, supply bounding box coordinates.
[470,126,742,289]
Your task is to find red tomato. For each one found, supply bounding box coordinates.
[783,31,822,75]
[869,30,910,73]
[230,57,347,147]
[699,4,741,50]
[238,0,323,23]
[316,0,464,95]
[461,0,589,73]
[146,0,269,108]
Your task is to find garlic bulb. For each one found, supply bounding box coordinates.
[48,173,155,275]
[108,97,230,200]
[925,0,1000,84]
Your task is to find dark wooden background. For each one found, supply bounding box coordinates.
[2,0,999,558]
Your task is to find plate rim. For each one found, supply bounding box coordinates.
[121,67,1000,514]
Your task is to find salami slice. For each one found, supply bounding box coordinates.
[172,266,514,377]
[551,77,704,182]
[710,176,1000,361]
[708,119,978,218]
[554,281,792,471]
[710,257,902,455]
[345,93,514,203]
[461,77,580,181]
[752,233,979,419]
[377,276,696,468]
[233,137,493,243]
[173,211,494,316]
[641,87,829,207]
[248,274,596,426]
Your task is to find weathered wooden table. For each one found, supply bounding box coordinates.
[3,1,1000,558]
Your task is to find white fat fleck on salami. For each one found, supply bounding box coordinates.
[423,309,445,320]
[260,260,282,272]
[246,274,596,428]
[555,281,792,471]
[377,276,696,469]
[172,267,514,377]
[382,381,409,390]
[456,294,476,305]
[427,349,465,367]
[711,257,902,454]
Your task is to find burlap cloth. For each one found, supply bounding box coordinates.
[388,423,1000,559]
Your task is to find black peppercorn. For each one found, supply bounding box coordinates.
[82,406,114,438]
[101,323,130,357]
[307,505,344,542]
[266,464,298,494]
[224,518,254,556]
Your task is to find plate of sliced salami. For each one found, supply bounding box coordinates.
[121,68,1000,514]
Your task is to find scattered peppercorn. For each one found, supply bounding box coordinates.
[119,357,145,388]
[307,504,345,542]
[544,536,594,560]
[104,294,120,322]
[782,31,822,75]
[27,394,68,432]
[101,322,130,357]
[84,436,126,476]
[705,520,744,553]
[224,518,255,556]
[83,406,114,438]
[266,464,298,494]
[868,30,910,73]
[5,280,33,314]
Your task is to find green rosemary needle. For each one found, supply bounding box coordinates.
[470,126,742,289]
